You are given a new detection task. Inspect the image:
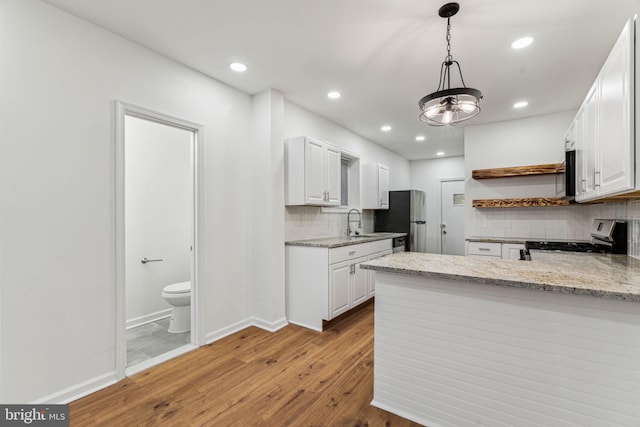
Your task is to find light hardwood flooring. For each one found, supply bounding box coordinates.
[70,301,422,426]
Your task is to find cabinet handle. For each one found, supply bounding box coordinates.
[581,179,586,192]
[348,251,356,255]
[478,248,491,252]
[594,171,600,187]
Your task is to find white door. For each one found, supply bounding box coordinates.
[440,179,465,255]
[304,138,326,205]
[378,164,390,209]
[325,145,342,205]
[351,257,368,306]
[329,261,351,318]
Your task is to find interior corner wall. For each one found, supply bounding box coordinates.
[250,90,286,329]
[410,156,465,253]
[0,0,254,403]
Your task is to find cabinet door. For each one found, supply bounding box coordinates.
[378,164,390,209]
[367,249,393,297]
[582,83,599,201]
[501,244,525,260]
[598,19,634,197]
[352,257,368,306]
[304,138,326,205]
[329,261,351,318]
[574,106,587,200]
[325,145,342,205]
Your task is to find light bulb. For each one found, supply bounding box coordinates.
[426,106,439,118]
[442,110,453,125]
[459,102,476,113]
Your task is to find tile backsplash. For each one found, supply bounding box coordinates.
[469,200,640,259]
[285,206,374,242]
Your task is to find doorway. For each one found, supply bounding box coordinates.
[440,179,465,255]
[115,101,204,378]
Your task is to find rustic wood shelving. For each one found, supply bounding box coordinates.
[472,198,570,208]
[472,163,564,179]
[472,162,568,209]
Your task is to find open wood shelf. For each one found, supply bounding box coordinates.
[472,163,564,179]
[472,198,570,208]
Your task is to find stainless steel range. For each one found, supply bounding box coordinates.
[522,219,628,259]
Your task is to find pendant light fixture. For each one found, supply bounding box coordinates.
[418,2,482,126]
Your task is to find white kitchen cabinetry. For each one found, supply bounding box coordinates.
[467,241,525,260]
[501,243,526,260]
[286,239,392,331]
[362,163,390,209]
[467,241,501,258]
[285,136,341,206]
[367,248,393,297]
[572,19,634,202]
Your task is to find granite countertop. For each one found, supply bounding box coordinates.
[361,251,640,302]
[286,232,406,248]
[466,237,592,244]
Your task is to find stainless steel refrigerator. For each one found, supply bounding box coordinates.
[374,190,426,252]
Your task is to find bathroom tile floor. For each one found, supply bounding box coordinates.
[126,318,191,367]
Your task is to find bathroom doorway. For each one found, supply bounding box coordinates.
[115,101,204,378]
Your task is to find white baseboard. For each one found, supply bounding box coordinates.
[250,316,288,332]
[205,318,254,344]
[36,316,290,404]
[32,372,118,404]
[126,308,171,330]
[205,316,289,344]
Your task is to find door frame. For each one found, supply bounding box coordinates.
[114,101,205,379]
[439,177,465,254]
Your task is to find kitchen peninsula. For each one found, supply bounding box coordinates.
[361,251,640,426]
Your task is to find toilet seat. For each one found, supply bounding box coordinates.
[163,281,190,294]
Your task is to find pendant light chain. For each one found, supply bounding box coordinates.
[445,17,452,64]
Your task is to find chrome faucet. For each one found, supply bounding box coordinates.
[347,208,362,237]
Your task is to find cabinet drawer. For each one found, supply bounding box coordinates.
[329,239,392,264]
[467,242,501,257]
[329,244,368,264]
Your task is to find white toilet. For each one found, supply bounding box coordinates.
[161,281,191,333]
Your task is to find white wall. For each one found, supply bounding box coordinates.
[410,156,465,253]
[283,102,411,241]
[250,90,287,330]
[0,0,254,403]
[125,116,192,326]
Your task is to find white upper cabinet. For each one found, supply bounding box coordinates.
[598,19,634,196]
[573,19,634,202]
[285,136,341,206]
[362,163,390,209]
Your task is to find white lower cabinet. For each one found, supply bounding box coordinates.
[466,241,525,260]
[286,239,392,331]
[501,243,526,260]
[329,255,368,318]
[367,249,393,297]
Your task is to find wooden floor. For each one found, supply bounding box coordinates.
[70,302,422,426]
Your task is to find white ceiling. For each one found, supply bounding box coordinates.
[43,0,637,160]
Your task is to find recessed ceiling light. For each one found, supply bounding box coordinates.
[513,101,529,109]
[436,151,445,156]
[381,125,392,132]
[229,62,248,72]
[415,135,426,142]
[511,37,534,49]
[327,91,341,99]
